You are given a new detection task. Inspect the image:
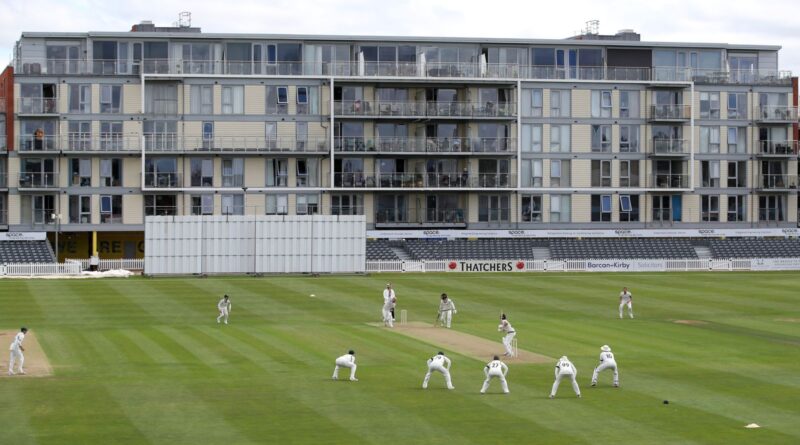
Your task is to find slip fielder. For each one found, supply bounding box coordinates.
[591,345,619,387]
[422,351,454,390]
[332,350,358,381]
[550,356,581,398]
[480,355,509,394]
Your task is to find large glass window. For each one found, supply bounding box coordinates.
[266,159,288,187]
[727,161,746,188]
[191,158,214,187]
[266,86,289,114]
[68,121,91,151]
[591,195,612,222]
[550,90,570,117]
[69,84,91,113]
[521,195,543,222]
[144,195,177,216]
[699,126,721,153]
[727,127,747,154]
[591,160,612,187]
[620,160,640,187]
[759,195,785,222]
[221,85,244,114]
[701,161,720,187]
[522,124,542,153]
[190,85,214,114]
[701,195,720,222]
[727,92,747,119]
[699,92,720,119]
[550,195,571,222]
[295,158,319,187]
[331,194,363,215]
[70,158,91,186]
[549,125,570,152]
[100,195,122,223]
[266,194,289,215]
[619,91,639,118]
[550,160,570,187]
[619,125,639,153]
[145,84,178,114]
[222,158,244,187]
[296,194,319,215]
[221,194,245,215]
[591,125,612,152]
[100,85,122,113]
[143,121,177,150]
[144,158,178,187]
[100,158,122,186]
[478,195,510,222]
[100,121,123,151]
[191,195,214,215]
[591,90,612,118]
[619,195,640,222]
[69,195,91,224]
[727,195,745,222]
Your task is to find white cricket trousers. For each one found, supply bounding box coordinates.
[502,332,516,356]
[332,359,357,380]
[8,349,24,374]
[217,308,229,323]
[423,364,454,389]
[439,310,453,328]
[619,301,633,318]
[592,361,619,386]
[481,371,509,393]
[551,372,580,397]
[382,308,394,327]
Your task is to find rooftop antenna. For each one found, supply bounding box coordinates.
[582,19,599,36]
[175,11,191,28]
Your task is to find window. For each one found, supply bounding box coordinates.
[144,158,178,187]
[99,85,121,113]
[100,195,122,223]
[652,195,673,222]
[620,160,640,187]
[144,195,177,216]
[191,195,214,215]
[619,91,639,118]
[100,159,122,186]
[190,85,214,114]
[591,90,612,118]
[278,87,289,104]
[71,158,91,186]
[727,161,746,188]
[522,124,542,152]
[182,43,213,74]
[331,194,363,215]
[550,160,570,187]
[99,122,123,151]
[221,194,244,215]
[727,127,747,154]
[143,120,177,151]
[701,161,720,187]
[699,92,720,119]
[701,195,720,221]
[266,194,289,215]
[524,159,543,187]
[221,86,244,114]
[296,122,308,151]
[727,195,745,222]
[550,195,571,222]
[530,89,543,117]
[521,195,543,222]
[591,160,612,187]
[759,196,785,222]
[727,92,747,119]
[591,195,612,222]
[267,159,289,187]
[266,86,289,114]
[550,90,570,117]
[699,126,720,153]
[69,84,91,113]
[69,195,91,223]
[222,158,244,187]
[591,125,611,152]
[296,86,309,114]
[478,195,510,222]
[619,125,640,152]
[619,195,640,222]
[295,158,319,187]
[68,121,91,151]
[296,194,319,215]
[145,84,178,114]
[191,159,214,187]
[202,122,214,149]
[549,125,570,152]
[265,122,278,149]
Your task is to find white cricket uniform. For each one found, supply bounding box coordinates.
[438,298,457,328]
[422,354,454,389]
[619,291,634,318]
[216,298,231,324]
[382,293,394,327]
[332,353,357,380]
[498,319,516,356]
[591,351,619,386]
[384,288,396,321]
[8,332,25,375]
[550,358,581,397]
[481,359,509,393]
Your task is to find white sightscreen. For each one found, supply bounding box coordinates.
[145,215,366,275]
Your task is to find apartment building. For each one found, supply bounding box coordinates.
[6,23,799,259]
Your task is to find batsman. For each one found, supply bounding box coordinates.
[437,293,457,328]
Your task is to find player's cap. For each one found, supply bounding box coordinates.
[20,326,28,332]
[438,351,444,355]
[560,356,568,361]
[493,355,500,360]
[386,283,391,287]
[348,350,355,355]
[601,345,611,352]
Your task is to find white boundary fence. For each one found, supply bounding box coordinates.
[0,262,82,277]
[65,259,145,271]
[366,258,800,273]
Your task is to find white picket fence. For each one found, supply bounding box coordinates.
[65,259,145,271]
[0,262,82,277]
[365,258,800,273]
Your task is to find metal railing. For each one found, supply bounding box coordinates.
[16,97,58,114]
[144,173,182,188]
[18,135,60,152]
[754,106,798,122]
[333,100,516,118]
[648,105,691,120]
[375,208,466,225]
[334,137,515,153]
[649,138,689,155]
[173,136,329,152]
[758,174,799,190]
[333,172,515,188]
[756,140,797,156]
[650,173,690,188]
[17,172,59,188]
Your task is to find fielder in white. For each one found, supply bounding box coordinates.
[550,356,581,398]
[422,351,454,390]
[619,287,634,319]
[216,295,231,324]
[480,355,509,394]
[8,327,27,376]
[498,313,516,357]
[382,285,395,328]
[332,350,358,381]
[437,293,457,328]
[383,283,397,323]
[591,345,619,387]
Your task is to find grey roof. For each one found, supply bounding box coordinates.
[18,31,782,52]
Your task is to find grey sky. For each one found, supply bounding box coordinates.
[1,0,798,73]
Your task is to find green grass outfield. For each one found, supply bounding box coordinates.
[1,272,799,444]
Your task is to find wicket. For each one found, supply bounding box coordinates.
[512,338,518,357]
[400,309,408,325]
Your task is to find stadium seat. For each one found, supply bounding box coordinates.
[709,238,800,258]
[0,240,57,264]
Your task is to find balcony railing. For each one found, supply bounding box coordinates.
[334,137,515,153]
[144,173,182,188]
[648,105,691,121]
[375,208,466,225]
[18,172,59,188]
[758,174,799,190]
[649,139,689,156]
[334,100,516,118]
[16,97,58,114]
[650,174,689,188]
[145,135,329,153]
[334,172,515,188]
[754,106,798,122]
[756,140,797,156]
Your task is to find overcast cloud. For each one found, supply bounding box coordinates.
[1,0,798,73]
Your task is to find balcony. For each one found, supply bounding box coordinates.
[754,106,798,123]
[757,174,799,191]
[756,140,797,157]
[653,68,793,86]
[649,174,689,189]
[333,100,516,118]
[145,135,329,153]
[375,208,466,227]
[648,139,689,157]
[334,137,515,154]
[18,172,59,189]
[16,97,58,115]
[647,105,690,121]
[334,172,515,189]
[144,173,182,188]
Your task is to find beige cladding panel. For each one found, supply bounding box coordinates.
[245,85,265,115]
[611,90,620,118]
[468,194,478,222]
[788,195,798,223]
[363,194,374,223]
[123,84,141,114]
[320,85,331,115]
[277,122,295,139]
[245,194,265,215]
[91,84,100,114]
[122,194,142,224]
[611,124,620,152]
[123,157,142,188]
[682,194,699,223]
[7,195,21,225]
[571,194,591,223]
[542,89,550,118]
[573,125,590,153]
[571,159,591,188]
[8,157,20,187]
[571,90,590,119]
[215,121,263,138]
[182,121,202,143]
[213,85,222,115]
[244,158,265,188]
[57,84,68,114]
[286,87,296,115]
